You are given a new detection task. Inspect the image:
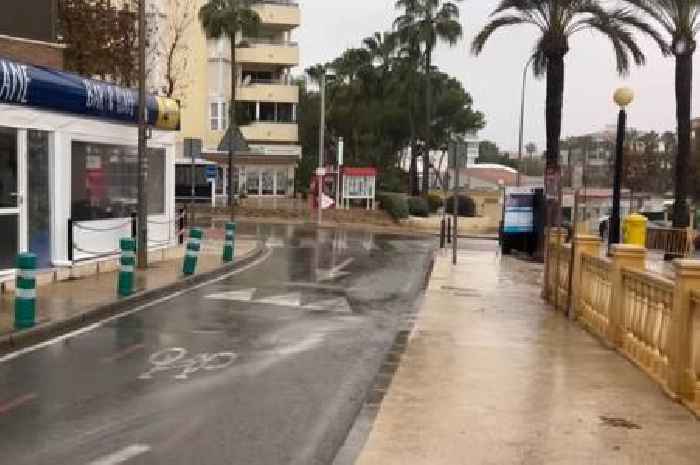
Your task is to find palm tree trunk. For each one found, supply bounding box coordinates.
[228,32,238,220]
[545,53,565,227]
[422,51,432,195]
[673,52,692,228]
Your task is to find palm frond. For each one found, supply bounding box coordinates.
[471,15,530,54]
[620,0,676,38]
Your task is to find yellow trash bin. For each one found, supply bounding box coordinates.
[623,213,647,246]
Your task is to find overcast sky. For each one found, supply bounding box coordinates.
[295,0,700,153]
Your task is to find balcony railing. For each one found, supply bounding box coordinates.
[239,38,298,47]
[242,77,294,86]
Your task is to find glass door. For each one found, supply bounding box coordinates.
[0,128,19,270]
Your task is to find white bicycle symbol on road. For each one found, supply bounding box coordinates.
[138,347,237,380]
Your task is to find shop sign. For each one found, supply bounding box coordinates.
[0,57,180,130]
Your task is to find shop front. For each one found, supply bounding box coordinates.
[0,57,180,275]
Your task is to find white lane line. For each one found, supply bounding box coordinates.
[205,288,256,302]
[0,248,273,365]
[88,444,151,465]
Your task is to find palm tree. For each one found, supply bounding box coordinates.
[395,0,463,195]
[472,0,662,222]
[622,0,696,227]
[199,0,259,218]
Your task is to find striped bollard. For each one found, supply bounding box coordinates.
[15,252,37,329]
[223,222,236,263]
[183,227,203,276]
[118,238,136,297]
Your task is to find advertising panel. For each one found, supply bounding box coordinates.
[503,187,536,234]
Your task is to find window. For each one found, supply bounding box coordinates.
[210,101,228,130]
[71,141,166,221]
[277,103,294,123]
[259,102,276,122]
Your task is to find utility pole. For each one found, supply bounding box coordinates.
[136,0,148,269]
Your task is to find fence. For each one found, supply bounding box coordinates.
[69,209,186,262]
[544,228,700,414]
[646,227,695,258]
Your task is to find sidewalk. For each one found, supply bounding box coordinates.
[354,246,700,465]
[0,238,258,338]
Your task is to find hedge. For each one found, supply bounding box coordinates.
[407,196,430,217]
[376,192,410,220]
[445,195,476,217]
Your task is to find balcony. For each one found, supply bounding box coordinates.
[252,1,300,28]
[236,39,299,66]
[240,122,298,143]
[237,79,299,103]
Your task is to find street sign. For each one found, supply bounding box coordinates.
[184,138,202,161]
[205,165,217,180]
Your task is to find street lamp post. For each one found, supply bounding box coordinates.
[517,55,535,187]
[609,87,634,249]
[317,73,326,225]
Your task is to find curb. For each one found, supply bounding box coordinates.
[0,243,268,356]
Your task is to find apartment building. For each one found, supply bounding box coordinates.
[179,0,301,199]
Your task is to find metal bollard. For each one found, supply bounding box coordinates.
[223,222,236,263]
[118,238,136,297]
[440,218,446,249]
[15,252,37,329]
[183,227,203,276]
[447,217,452,244]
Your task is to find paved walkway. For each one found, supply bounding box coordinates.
[0,238,258,337]
[355,242,700,465]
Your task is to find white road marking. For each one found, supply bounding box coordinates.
[317,258,355,282]
[303,297,352,313]
[204,288,256,302]
[0,248,273,365]
[265,237,285,248]
[88,444,151,465]
[255,292,302,307]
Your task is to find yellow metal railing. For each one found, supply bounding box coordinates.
[577,254,613,338]
[620,267,674,385]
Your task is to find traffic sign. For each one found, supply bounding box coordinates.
[205,165,217,180]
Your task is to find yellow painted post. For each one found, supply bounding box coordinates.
[571,234,602,318]
[667,260,700,400]
[608,244,647,347]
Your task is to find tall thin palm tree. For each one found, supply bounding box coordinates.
[395,0,463,195]
[199,0,259,218]
[472,0,662,222]
[623,0,696,227]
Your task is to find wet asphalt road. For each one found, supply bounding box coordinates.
[0,224,434,465]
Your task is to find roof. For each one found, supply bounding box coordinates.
[459,165,541,187]
[343,167,376,176]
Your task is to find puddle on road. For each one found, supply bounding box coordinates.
[599,416,642,429]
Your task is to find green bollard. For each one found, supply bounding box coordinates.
[183,227,203,276]
[15,252,37,330]
[118,237,136,297]
[223,222,236,263]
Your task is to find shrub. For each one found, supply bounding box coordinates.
[377,192,409,221]
[445,195,476,217]
[407,196,430,217]
[425,192,443,213]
